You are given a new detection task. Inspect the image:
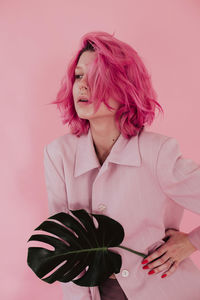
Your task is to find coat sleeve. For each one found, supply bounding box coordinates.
[43,144,92,300]
[156,137,200,252]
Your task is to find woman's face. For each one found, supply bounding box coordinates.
[72,51,120,121]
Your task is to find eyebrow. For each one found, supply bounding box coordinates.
[75,63,90,71]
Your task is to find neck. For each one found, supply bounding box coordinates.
[89,118,121,163]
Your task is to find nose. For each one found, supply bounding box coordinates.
[79,75,88,91]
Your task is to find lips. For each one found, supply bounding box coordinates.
[78,96,89,102]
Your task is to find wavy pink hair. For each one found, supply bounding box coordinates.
[49,31,164,138]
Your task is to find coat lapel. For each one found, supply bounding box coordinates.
[74,127,141,177]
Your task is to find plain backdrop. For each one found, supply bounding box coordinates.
[1,0,200,299]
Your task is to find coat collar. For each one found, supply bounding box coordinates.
[74,127,141,177]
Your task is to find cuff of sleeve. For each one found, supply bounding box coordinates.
[187,226,200,252]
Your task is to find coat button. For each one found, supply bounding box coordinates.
[122,269,129,277]
[98,204,106,211]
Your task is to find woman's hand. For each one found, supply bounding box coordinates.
[141,228,198,278]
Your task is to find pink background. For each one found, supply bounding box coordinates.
[1,0,200,299]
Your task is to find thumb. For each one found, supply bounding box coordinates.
[165,228,179,237]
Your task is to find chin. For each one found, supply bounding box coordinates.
[76,113,92,120]
[75,110,94,120]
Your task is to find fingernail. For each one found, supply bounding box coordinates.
[142,265,149,269]
[161,274,167,278]
[142,259,148,264]
[148,270,155,275]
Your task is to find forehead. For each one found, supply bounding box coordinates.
[75,51,97,70]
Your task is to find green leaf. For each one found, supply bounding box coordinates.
[27,209,125,287]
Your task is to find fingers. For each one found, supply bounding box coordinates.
[142,229,182,279]
[141,229,182,279]
[143,252,169,270]
[142,244,167,263]
[162,260,179,278]
[142,256,179,278]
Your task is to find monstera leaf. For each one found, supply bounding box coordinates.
[27,209,146,287]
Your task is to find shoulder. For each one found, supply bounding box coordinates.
[44,131,78,158]
[138,129,175,150]
[137,129,178,164]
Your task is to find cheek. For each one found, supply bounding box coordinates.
[72,83,75,95]
[72,84,77,101]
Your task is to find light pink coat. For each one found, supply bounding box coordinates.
[43,127,200,300]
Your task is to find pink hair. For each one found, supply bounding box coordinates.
[49,31,164,138]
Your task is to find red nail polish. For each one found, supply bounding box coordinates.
[142,265,149,269]
[142,259,148,264]
[148,270,155,275]
[161,274,167,278]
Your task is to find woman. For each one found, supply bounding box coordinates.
[44,31,200,300]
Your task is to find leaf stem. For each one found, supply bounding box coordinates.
[117,245,147,258]
[49,247,109,258]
